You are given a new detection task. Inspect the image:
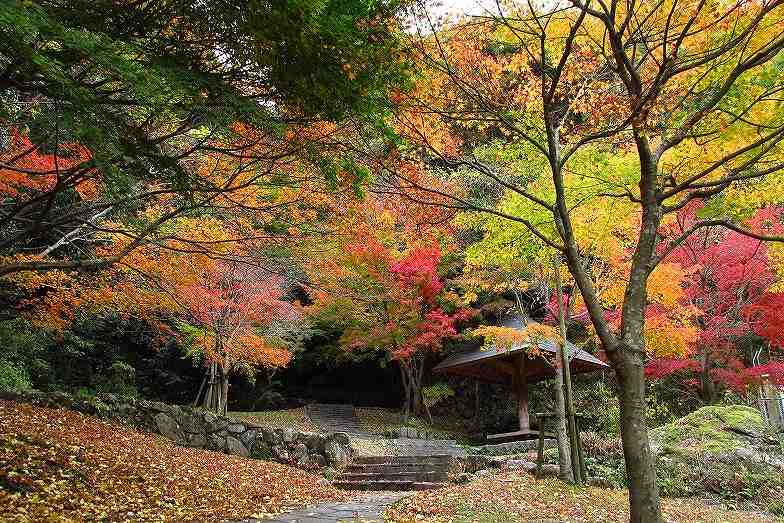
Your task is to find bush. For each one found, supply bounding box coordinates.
[0,360,32,391]
[767,499,784,517]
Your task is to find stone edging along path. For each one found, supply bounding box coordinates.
[245,492,410,523]
[0,389,353,470]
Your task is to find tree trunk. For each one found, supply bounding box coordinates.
[613,342,661,522]
[399,362,412,420]
[700,347,716,404]
[552,337,574,482]
[555,255,581,483]
[219,373,230,416]
[202,361,219,412]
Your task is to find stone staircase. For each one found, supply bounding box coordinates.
[333,454,454,491]
[308,403,466,491]
[307,403,368,435]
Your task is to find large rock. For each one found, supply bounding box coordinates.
[649,405,784,498]
[154,413,185,445]
[299,432,327,452]
[177,409,203,433]
[186,432,208,448]
[292,443,310,466]
[325,439,350,466]
[327,432,351,446]
[226,436,250,457]
[240,428,258,449]
[272,445,290,462]
[262,427,282,446]
[310,453,327,468]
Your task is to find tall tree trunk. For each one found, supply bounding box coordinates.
[411,356,424,416]
[399,361,412,420]
[552,351,574,482]
[613,341,661,522]
[612,138,663,522]
[554,254,580,483]
[202,361,219,412]
[700,347,716,404]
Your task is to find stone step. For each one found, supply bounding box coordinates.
[333,480,448,491]
[339,471,448,482]
[346,462,452,474]
[353,454,456,465]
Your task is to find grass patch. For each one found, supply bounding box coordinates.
[355,407,470,441]
[229,408,318,432]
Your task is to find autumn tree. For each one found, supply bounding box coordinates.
[177,261,295,414]
[647,204,784,402]
[0,0,408,278]
[381,2,784,520]
[305,200,472,417]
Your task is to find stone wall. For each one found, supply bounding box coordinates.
[0,390,352,469]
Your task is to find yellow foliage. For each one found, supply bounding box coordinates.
[472,323,562,359]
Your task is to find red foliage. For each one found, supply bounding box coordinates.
[744,292,784,348]
[644,358,700,380]
[647,203,784,395]
[0,128,95,197]
[390,244,444,304]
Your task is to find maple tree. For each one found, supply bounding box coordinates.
[379,1,784,519]
[0,0,408,279]
[305,199,473,417]
[646,204,784,401]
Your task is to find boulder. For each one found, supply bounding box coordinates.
[262,427,282,446]
[299,432,327,452]
[279,427,296,443]
[177,410,203,433]
[325,440,350,466]
[209,434,227,451]
[310,453,327,468]
[186,432,208,448]
[226,436,250,457]
[326,432,350,446]
[272,445,290,462]
[292,443,310,466]
[649,405,784,499]
[226,423,246,434]
[240,428,258,449]
[154,413,185,445]
[501,459,537,473]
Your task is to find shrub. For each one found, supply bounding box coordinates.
[0,360,31,391]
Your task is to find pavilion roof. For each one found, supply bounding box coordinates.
[433,319,609,386]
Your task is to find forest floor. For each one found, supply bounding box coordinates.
[2,399,780,522]
[0,401,350,521]
[384,469,779,522]
[230,408,318,432]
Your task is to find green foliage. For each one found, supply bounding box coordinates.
[651,405,772,454]
[0,319,53,391]
[767,499,784,517]
[0,360,32,391]
[575,378,676,436]
[422,382,455,408]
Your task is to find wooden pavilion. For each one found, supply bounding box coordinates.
[433,316,609,441]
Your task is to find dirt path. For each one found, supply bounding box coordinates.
[258,492,409,522]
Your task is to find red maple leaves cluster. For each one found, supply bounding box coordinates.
[647,203,784,395]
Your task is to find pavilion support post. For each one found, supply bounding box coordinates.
[515,355,530,431]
